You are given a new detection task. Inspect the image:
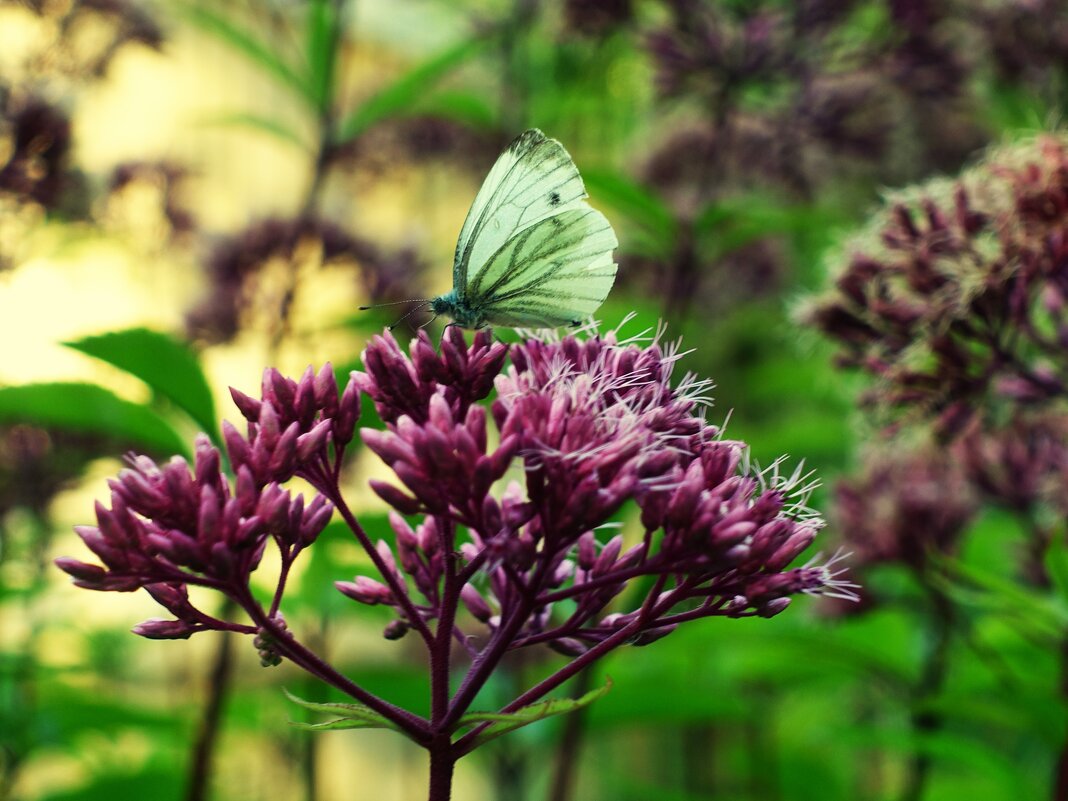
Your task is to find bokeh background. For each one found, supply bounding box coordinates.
[2,0,1067,799]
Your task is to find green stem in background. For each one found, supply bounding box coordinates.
[184,605,236,801]
[546,667,593,801]
[498,0,539,133]
[900,581,955,801]
[1053,635,1068,801]
[186,0,351,770]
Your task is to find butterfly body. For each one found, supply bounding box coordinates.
[435,129,618,329]
[430,291,492,330]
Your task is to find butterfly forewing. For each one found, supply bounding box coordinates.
[472,207,618,328]
[453,130,589,298]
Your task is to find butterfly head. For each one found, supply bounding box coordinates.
[431,292,488,330]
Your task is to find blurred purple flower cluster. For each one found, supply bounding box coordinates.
[59,324,850,664]
[186,217,424,346]
[833,444,977,574]
[805,134,1068,435]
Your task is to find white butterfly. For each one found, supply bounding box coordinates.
[427,129,619,329]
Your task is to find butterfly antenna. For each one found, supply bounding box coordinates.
[387,301,432,331]
[359,297,431,310]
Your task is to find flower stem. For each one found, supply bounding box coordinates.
[547,667,593,801]
[900,581,954,801]
[427,736,456,801]
[184,624,234,801]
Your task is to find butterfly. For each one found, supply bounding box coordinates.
[366,129,618,330]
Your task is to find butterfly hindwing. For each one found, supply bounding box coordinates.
[468,207,618,328]
[453,130,590,299]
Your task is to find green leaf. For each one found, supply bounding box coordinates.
[337,37,489,143]
[305,0,338,109]
[177,3,314,107]
[1044,538,1068,604]
[933,554,1068,640]
[0,383,187,457]
[457,677,612,749]
[64,328,218,442]
[196,112,311,151]
[283,688,403,733]
[410,91,497,129]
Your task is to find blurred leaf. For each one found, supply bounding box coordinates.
[39,767,183,801]
[411,91,497,130]
[457,678,611,749]
[337,37,490,144]
[305,0,338,110]
[283,688,404,734]
[0,383,187,457]
[1045,538,1068,604]
[581,169,677,258]
[694,195,814,261]
[933,553,1068,640]
[64,328,218,442]
[178,3,314,106]
[197,111,311,151]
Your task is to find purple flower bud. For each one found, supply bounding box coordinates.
[267,421,300,479]
[315,363,339,419]
[296,419,332,463]
[300,495,333,545]
[229,387,261,421]
[592,535,623,576]
[294,365,318,427]
[334,376,361,446]
[194,436,222,490]
[383,619,410,640]
[222,421,251,472]
[711,521,757,547]
[577,531,597,570]
[336,576,395,605]
[132,618,201,639]
[757,598,791,618]
[393,461,446,512]
[632,623,678,646]
[360,429,417,468]
[765,527,816,572]
[548,638,588,656]
[460,584,493,622]
[370,479,423,514]
[54,557,109,586]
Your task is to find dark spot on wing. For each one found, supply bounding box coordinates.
[549,191,561,207]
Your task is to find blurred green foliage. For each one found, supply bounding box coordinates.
[2,0,1068,799]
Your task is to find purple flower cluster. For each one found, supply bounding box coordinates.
[186,216,424,346]
[56,365,351,636]
[347,324,851,659]
[58,322,850,766]
[805,134,1068,434]
[833,444,977,574]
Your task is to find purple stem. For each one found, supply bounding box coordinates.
[233,587,431,743]
[453,581,691,756]
[427,735,456,801]
[328,491,435,646]
[431,523,460,726]
[441,560,553,730]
